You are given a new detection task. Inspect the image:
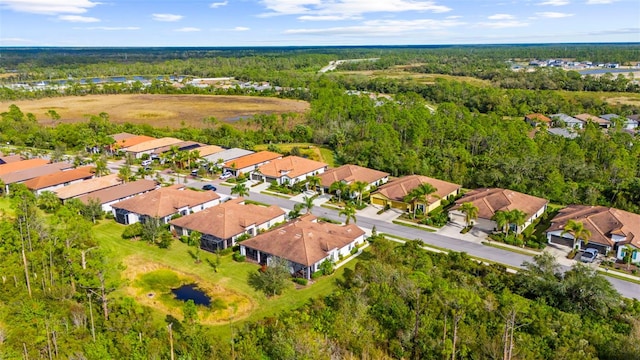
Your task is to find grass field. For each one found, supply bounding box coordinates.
[254,142,336,167]
[93,220,356,335]
[0,94,309,129]
[337,65,492,87]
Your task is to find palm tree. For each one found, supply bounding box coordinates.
[339,203,357,225]
[459,202,478,228]
[330,181,349,203]
[302,195,314,215]
[561,219,592,249]
[118,164,134,183]
[93,156,109,177]
[37,191,61,213]
[231,183,249,198]
[403,183,437,219]
[507,209,527,234]
[621,245,635,271]
[187,150,200,170]
[306,175,321,193]
[350,181,369,206]
[492,210,509,233]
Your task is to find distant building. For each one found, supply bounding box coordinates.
[550,113,584,129]
[524,113,552,127]
[574,113,610,129]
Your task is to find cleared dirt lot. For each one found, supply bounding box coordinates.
[1,94,310,128]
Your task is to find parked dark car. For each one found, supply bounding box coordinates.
[202,184,217,191]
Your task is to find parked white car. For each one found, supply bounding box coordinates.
[219,171,232,180]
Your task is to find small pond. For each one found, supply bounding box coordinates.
[172,284,211,306]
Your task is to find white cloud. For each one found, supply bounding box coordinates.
[210,0,228,8]
[285,18,464,36]
[537,0,570,5]
[298,14,361,20]
[488,13,514,20]
[260,0,451,19]
[85,26,140,30]
[0,0,100,15]
[586,0,615,3]
[233,26,250,31]
[175,27,200,32]
[477,20,529,29]
[536,11,573,18]
[446,15,462,19]
[152,13,183,22]
[58,15,100,22]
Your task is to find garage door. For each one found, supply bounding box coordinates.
[549,234,574,248]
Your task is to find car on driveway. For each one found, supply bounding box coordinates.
[219,171,232,180]
[202,184,217,191]
[580,248,598,263]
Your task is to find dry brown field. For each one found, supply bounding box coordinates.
[0,94,310,128]
[337,64,492,87]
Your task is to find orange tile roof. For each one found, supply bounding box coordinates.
[124,137,184,153]
[78,179,158,205]
[574,113,610,125]
[525,113,552,123]
[0,162,74,184]
[374,175,461,205]
[53,174,122,200]
[24,167,94,190]
[547,205,640,248]
[195,145,225,157]
[112,186,220,218]
[451,188,548,221]
[170,198,286,240]
[116,135,157,149]
[0,158,49,176]
[318,164,389,188]
[223,151,282,170]
[257,156,327,179]
[241,216,365,266]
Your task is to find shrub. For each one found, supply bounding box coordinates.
[293,278,308,286]
[232,252,246,262]
[219,247,233,256]
[105,212,115,220]
[122,222,143,239]
[319,259,334,275]
[350,247,358,255]
[179,235,189,244]
[311,271,322,280]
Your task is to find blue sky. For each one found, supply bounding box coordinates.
[0,0,638,46]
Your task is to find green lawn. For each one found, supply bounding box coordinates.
[93,220,352,336]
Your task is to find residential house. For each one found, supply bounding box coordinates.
[547,128,578,139]
[318,164,389,193]
[222,151,282,177]
[524,113,552,127]
[240,215,366,279]
[152,141,203,156]
[0,154,23,165]
[371,175,461,213]
[111,185,220,225]
[550,113,584,129]
[124,137,184,159]
[108,133,156,154]
[546,205,640,261]
[625,115,639,130]
[202,148,253,166]
[77,179,159,212]
[24,167,94,195]
[0,158,50,176]
[252,156,328,185]
[170,197,286,252]
[53,174,123,202]
[195,145,225,158]
[0,162,74,194]
[574,113,610,129]
[449,188,548,234]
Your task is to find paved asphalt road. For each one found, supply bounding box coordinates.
[177,177,640,300]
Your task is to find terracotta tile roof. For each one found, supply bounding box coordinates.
[111,132,137,142]
[574,113,610,125]
[124,137,184,153]
[374,175,461,205]
[77,179,159,205]
[191,145,224,157]
[0,154,23,164]
[53,174,122,200]
[241,216,365,266]
[525,113,551,123]
[451,188,548,221]
[111,186,220,218]
[318,164,389,188]
[223,151,282,170]
[0,158,49,176]
[170,197,285,239]
[24,167,94,190]
[547,205,640,248]
[0,162,74,184]
[257,156,327,179]
[115,135,156,150]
